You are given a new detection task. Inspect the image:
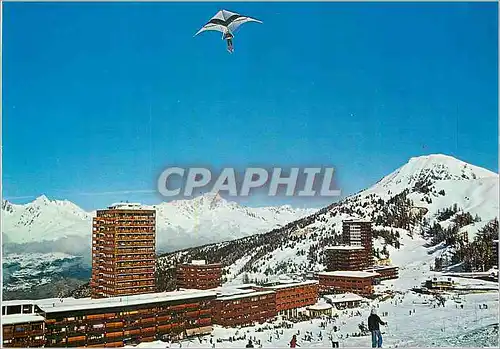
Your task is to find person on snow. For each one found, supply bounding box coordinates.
[245,340,254,348]
[290,334,300,348]
[368,308,387,348]
[330,330,340,348]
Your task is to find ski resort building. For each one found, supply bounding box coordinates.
[176,260,223,290]
[325,246,367,271]
[306,301,333,318]
[2,301,45,348]
[316,271,380,297]
[364,266,399,281]
[424,277,456,290]
[342,220,374,268]
[323,293,365,309]
[255,280,319,318]
[1,290,216,348]
[91,203,156,299]
[212,289,277,327]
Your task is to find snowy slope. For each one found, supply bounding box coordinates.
[132,234,499,347]
[157,154,499,286]
[134,225,499,348]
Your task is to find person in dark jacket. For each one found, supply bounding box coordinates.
[368,308,387,348]
[245,340,254,348]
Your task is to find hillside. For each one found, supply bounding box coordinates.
[154,154,499,290]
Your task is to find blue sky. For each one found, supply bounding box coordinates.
[3,2,498,210]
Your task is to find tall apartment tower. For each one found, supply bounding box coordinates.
[91,203,156,298]
[342,219,374,269]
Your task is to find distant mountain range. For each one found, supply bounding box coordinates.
[3,154,498,299]
[2,192,316,297]
[154,154,499,288]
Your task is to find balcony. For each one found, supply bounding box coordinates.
[116,268,153,274]
[116,249,154,255]
[117,275,154,282]
[117,256,155,262]
[116,282,155,290]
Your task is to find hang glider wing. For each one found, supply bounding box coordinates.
[195,10,262,37]
[227,16,263,33]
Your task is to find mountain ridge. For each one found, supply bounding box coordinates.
[153,154,499,289]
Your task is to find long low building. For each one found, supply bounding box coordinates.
[255,280,319,319]
[2,314,46,347]
[212,290,277,327]
[2,290,216,348]
[317,271,380,297]
[364,266,399,280]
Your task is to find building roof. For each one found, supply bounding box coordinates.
[192,260,206,265]
[2,299,38,307]
[365,265,399,271]
[217,290,275,301]
[2,298,77,308]
[317,271,380,278]
[210,286,257,297]
[307,302,332,311]
[343,219,372,224]
[36,289,216,314]
[108,202,144,209]
[325,246,365,251]
[182,260,222,267]
[2,314,45,325]
[261,280,319,290]
[232,283,257,289]
[323,293,365,303]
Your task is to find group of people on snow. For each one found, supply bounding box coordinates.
[284,308,387,348]
[182,307,389,349]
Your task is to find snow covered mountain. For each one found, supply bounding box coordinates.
[2,193,315,296]
[2,193,315,253]
[153,193,316,252]
[2,195,92,245]
[156,154,499,288]
[4,153,498,298]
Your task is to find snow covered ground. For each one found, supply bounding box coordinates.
[128,233,499,348]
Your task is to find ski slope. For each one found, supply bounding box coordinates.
[130,233,499,348]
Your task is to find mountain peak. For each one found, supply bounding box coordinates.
[363,153,498,200]
[192,191,228,209]
[33,194,50,205]
[406,154,496,177]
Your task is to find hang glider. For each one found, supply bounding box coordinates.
[195,9,262,53]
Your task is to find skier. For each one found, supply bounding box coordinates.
[246,340,254,348]
[290,334,300,348]
[368,308,387,348]
[330,329,340,348]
